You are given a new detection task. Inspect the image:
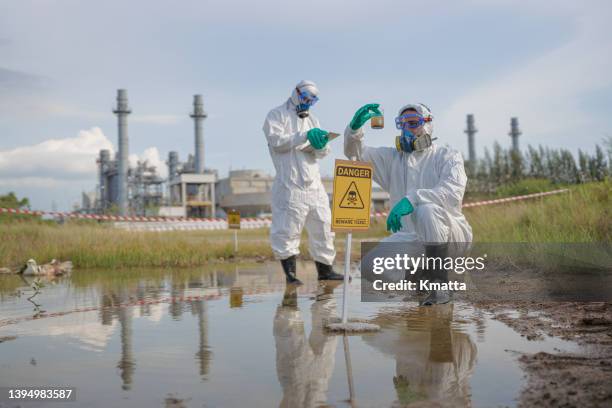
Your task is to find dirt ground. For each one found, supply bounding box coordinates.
[474,300,612,407]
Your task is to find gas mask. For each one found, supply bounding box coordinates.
[394,112,436,153]
[294,87,319,118]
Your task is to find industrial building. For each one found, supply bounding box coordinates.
[85,89,391,217]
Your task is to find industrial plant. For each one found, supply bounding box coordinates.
[84,89,523,218]
[85,89,386,218]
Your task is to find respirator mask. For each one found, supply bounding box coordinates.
[294,87,319,118]
[394,112,436,153]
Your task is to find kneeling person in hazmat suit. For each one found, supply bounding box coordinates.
[344,103,472,305]
[263,80,344,285]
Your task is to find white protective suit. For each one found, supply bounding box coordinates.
[345,103,472,246]
[263,81,335,265]
[364,304,477,406]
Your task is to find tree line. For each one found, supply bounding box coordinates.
[464,138,611,193]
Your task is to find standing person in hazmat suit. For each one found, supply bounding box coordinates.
[344,103,472,305]
[263,80,344,285]
[273,282,340,407]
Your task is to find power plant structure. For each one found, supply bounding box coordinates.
[113,89,131,216]
[165,95,217,218]
[96,90,164,216]
[87,89,390,218]
[509,117,521,152]
[465,114,477,164]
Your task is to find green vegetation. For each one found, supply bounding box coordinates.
[0,182,608,269]
[465,140,610,193]
[467,181,610,242]
[0,192,29,208]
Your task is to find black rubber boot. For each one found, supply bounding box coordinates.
[282,284,298,308]
[405,267,429,297]
[420,244,452,306]
[315,261,345,281]
[281,255,303,286]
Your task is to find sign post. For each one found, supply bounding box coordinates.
[331,159,373,324]
[227,209,241,253]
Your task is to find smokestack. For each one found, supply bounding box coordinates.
[509,117,521,152]
[190,95,207,174]
[167,151,179,181]
[99,149,111,209]
[113,89,131,216]
[464,114,477,163]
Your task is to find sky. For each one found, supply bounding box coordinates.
[1,0,611,211]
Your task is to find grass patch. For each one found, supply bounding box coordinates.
[1,181,608,269]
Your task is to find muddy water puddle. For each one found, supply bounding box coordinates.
[0,262,582,407]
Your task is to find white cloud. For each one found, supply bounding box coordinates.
[0,127,113,181]
[129,146,168,178]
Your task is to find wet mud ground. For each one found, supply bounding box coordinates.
[0,262,610,407]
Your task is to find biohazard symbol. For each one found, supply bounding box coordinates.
[339,181,365,209]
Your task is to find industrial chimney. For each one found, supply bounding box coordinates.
[113,89,131,216]
[509,117,521,152]
[98,149,111,209]
[190,95,207,174]
[464,114,477,163]
[167,151,179,182]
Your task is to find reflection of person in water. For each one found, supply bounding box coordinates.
[364,304,477,407]
[273,282,340,408]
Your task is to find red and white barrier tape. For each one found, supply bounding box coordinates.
[0,189,568,230]
[370,188,568,218]
[0,207,268,224]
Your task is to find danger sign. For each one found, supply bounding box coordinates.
[331,159,373,231]
[227,209,241,229]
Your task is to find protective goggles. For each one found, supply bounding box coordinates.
[395,113,432,130]
[296,87,319,107]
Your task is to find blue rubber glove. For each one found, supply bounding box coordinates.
[386,197,414,233]
[350,103,382,130]
[307,128,329,150]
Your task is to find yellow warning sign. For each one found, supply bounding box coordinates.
[227,209,241,229]
[331,159,373,231]
[339,181,365,209]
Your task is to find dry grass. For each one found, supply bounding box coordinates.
[1,181,608,269]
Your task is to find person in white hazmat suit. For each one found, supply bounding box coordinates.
[273,282,340,407]
[363,304,477,406]
[263,80,344,285]
[344,103,472,305]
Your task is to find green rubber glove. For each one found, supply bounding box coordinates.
[350,103,382,130]
[307,128,329,150]
[386,197,414,233]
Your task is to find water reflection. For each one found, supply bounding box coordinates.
[191,299,211,379]
[0,264,576,407]
[365,305,478,406]
[117,303,135,390]
[273,282,340,408]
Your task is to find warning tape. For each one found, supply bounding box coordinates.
[0,189,568,229]
[0,207,268,224]
[371,188,568,218]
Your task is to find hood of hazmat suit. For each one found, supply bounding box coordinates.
[263,81,335,265]
[344,102,472,246]
[290,80,320,118]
